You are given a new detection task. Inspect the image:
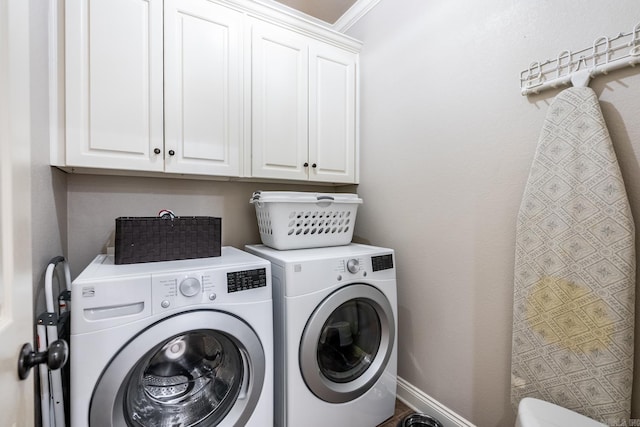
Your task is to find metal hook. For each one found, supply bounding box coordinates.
[592,36,610,67]
[525,61,543,87]
[573,55,589,72]
[556,50,571,78]
[590,36,610,74]
[629,22,640,46]
[628,22,640,57]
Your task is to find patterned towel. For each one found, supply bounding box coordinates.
[511,87,635,426]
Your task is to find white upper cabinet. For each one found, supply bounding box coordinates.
[65,0,164,171]
[250,17,359,184]
[309,43,357,183]
[60,0,360,183]
[164,0,243,176]
[250,19,309,181]
[64,0,242,177]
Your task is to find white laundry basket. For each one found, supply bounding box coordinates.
[250,191,362,250]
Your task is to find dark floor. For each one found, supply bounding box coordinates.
[377,399,414,427]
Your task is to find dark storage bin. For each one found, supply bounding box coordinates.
[115,216,221,264]
[397,413,443,427]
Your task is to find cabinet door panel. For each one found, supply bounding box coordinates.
[309,44,357,183]
[251,20,308,180]
[164,0,242,176]
[65,0,163,170]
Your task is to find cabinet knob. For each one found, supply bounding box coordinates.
[153,148,161,155]
[303,162,309,168]
[168,150,175,156]
[312,163,317,168]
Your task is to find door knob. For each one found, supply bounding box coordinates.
[17,339,68,380]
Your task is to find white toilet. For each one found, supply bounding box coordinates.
[516,397,608,427]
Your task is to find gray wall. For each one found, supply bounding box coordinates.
[65,176,349,277]
[347,1,640,426]
[30,1,67,326]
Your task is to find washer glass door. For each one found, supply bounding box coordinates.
[124,330,241,426]
[90,310,265,427]
[299,284,395,403]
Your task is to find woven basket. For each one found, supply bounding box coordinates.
[115,216,221,264]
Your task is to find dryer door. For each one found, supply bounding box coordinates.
[89,310,265,427]
[299,283,395,403]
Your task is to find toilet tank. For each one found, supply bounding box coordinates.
[516,398,608,427]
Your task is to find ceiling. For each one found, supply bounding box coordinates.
[272,0,358,24]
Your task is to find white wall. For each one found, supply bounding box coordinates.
[347,1,640,426]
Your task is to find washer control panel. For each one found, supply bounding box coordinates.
[179,277,201,297]
[152,267,268,313]
[346,258,360,274]
[227,268,267,293]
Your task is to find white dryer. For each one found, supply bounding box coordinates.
[245,243,397,427]
[70,247,273,427]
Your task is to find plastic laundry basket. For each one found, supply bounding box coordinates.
[250,191,362,250]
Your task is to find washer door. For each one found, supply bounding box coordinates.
[90,310,265,427]
[299,284,395,403]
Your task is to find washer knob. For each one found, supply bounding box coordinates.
[179,277,201,297]
[346,258,359,274]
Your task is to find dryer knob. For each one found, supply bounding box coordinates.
[346,258,360,274]
[179,277,201,297]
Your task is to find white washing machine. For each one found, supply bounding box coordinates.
[245,243,397,427]
[70,247,273,427]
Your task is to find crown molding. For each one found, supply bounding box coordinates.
[332,0,382,32]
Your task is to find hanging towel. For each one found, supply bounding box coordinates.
[511,87,635,426]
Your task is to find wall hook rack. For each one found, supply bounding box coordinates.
[519,22,640,96]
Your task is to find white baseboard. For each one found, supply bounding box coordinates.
[396,377,477,427]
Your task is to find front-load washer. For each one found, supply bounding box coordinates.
[70,247,273,427]
[245,243,397,427]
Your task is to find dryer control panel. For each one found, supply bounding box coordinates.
[371,254,394,271]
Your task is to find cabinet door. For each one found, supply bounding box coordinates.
[164,0,243,176]
[65,0,164,171]
[250,19,309,181]
[309,43,357,183]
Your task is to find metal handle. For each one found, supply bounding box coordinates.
[17,339,68,380]
[312,163,317,168]
[303,162,309,167]
[153,148,161,155]
[168,150,175,156]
